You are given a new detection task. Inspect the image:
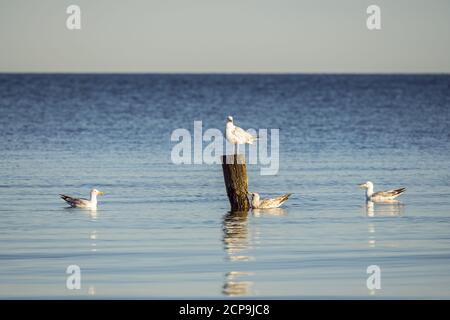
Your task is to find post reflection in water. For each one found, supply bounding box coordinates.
[222,211,255,296]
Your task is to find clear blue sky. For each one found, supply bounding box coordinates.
[1,0,449,73]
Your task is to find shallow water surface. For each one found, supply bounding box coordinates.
[0,74,449,298]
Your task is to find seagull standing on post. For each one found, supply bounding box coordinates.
[225,116,257,154]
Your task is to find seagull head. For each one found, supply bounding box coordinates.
[249,192,259,199]
[358,181,373,189]
[227,116,233,123]
[91,189,104,196]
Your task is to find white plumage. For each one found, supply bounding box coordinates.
[250,192,292,209]
[60,189,104,209]
[225,116,257,153]
[358,181,405,202]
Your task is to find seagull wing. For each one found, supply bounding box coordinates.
[60,194,90,207]
[372,188,406,199]
[260,193,292,208]
[233,126,256,144]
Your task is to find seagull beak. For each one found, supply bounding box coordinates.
[98,191,104,195]
[358,183,366,188]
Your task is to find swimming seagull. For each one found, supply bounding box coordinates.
[60,189,104,209]
[250,192,292,209]
[358,181,405,202]
[225,116,257,154]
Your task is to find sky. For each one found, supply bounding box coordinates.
[0,0,449,73]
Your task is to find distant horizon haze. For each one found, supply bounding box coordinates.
[1,0,449,73]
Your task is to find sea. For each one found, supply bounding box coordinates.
[0,74,449,298]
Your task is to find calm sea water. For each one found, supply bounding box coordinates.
[0,74,449,298]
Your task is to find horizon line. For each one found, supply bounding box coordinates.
[1,71,449,76]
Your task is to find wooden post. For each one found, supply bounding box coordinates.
[221,154,250,212]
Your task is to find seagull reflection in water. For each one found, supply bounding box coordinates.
[365,200,405,217]
[252,207,287,217]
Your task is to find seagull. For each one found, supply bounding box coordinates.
[225,116,257,154]
[250,192,292,209]
[358,181,405,202]
[60,189,104,209]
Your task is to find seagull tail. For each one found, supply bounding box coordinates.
[60,194,73,203]
[280,193,292,202]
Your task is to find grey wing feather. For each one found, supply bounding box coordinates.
[373,188,406,198]
[60,194,88,207]
[260,193,292,208]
